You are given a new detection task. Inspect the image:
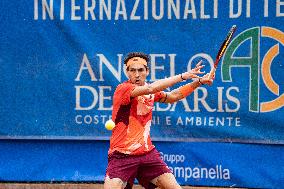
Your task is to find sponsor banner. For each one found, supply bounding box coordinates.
[0,140,283,188]
[0,1,283,143]
[156,142,284,188]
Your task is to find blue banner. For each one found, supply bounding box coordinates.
[0,140,283,188]
[0,0,283,143]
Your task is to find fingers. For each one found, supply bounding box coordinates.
[212,73,216,79]
[193,60,204,72]
[199,73,214,85]
[196,70,205,74]
[208,79,213,86]
[203,73,210,78]
[184,61,217,81]
[195,60,203,67]
[193,64,205,71]
[191,67,205,76]
[200,77,214,86]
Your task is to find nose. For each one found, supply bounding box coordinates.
[135,70,140,77]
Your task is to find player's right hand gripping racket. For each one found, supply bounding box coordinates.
[208,25,237,79]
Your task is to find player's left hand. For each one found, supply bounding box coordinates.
[182,60,205,79]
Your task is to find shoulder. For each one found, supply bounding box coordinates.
[115,81,135,91]
[114,81,136,97]
[114,81,137,105]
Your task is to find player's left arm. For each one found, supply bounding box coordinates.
[159,74,213,103]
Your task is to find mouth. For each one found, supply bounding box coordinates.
[135,79,141,85]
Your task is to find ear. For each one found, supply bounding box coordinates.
[126,70,130,78]
[146,68,150,76]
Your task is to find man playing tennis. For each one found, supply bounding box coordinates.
[104,52,213,189]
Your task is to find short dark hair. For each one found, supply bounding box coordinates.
[124,52,150,66]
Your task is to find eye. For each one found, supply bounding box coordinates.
[129,68,145,72]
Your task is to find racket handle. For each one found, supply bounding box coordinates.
[208,67,216,79]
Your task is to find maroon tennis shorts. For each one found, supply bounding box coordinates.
[105,148,172,189]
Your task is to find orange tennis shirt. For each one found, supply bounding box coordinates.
[108,81,164,155]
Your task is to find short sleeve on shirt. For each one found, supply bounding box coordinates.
[114,82,136,105]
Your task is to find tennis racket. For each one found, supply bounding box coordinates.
[208,25,237,79]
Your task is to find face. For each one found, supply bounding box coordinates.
[126,57,149,86]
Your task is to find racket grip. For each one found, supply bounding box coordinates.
[208,67,216,79]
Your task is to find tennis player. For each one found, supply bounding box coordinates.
[104,52,213,189]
